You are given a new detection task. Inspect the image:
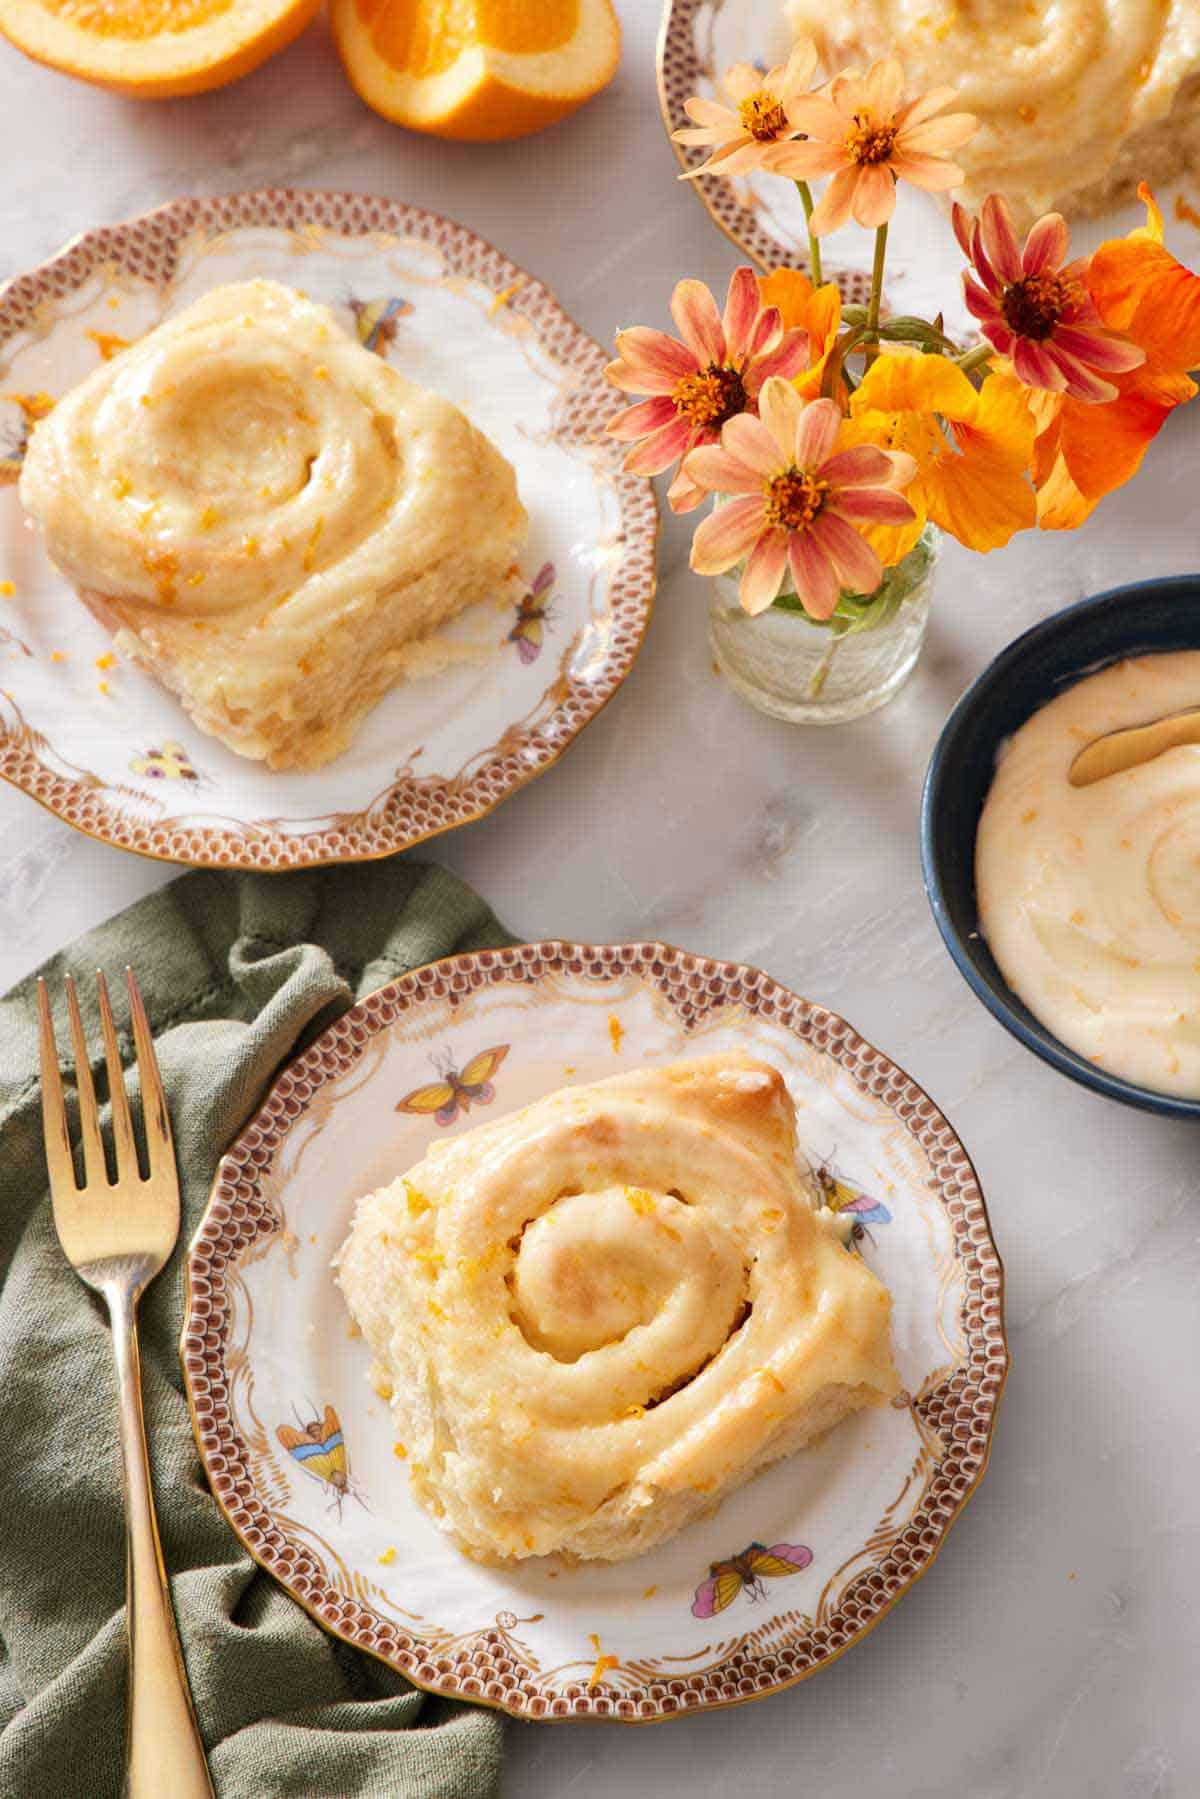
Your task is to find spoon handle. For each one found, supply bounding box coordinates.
[1068,708,1200,787]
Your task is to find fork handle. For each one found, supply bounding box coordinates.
[105,1285,215,1799]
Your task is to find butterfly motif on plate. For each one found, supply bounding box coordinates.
[276,1403,366,1519]
[813,1158,892,1246]
[129,741,200,782]
[506,562,556,665]
[691,1541,813,1617]
[348,295,414,355]
[395,1044,510,1127]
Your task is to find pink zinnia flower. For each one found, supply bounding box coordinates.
[606,267,809,513]
[767,58,977,234]
[954,195,1146,401]
[671,41,818,180]
[684,377,917,618]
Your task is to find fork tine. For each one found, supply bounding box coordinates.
[96,970,140,1183]
[65,973,109,1189]
[125,967,174,1179]
[36,978,78,1199]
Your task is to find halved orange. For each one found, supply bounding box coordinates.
[0,0,321,97]
[331,0,620,141]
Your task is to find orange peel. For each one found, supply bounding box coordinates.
[331,0,620,141]
[0,0,321,97]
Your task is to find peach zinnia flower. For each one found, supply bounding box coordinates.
[767,58,977,233]
[672,42,818,180]
[606,267,808,512]
[684,377,916,618]
[954,195,1145,402]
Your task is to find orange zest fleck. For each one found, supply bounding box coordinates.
[302,516,324,572]
[587,1633,619,1690]
[608,1014,625,1054]
[6,392,54,424]
[490,281,524,315]
[86,329,132,360]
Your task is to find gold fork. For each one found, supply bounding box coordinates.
[37,969,214,1799]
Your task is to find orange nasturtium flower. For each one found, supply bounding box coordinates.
[1028,185,1200,529]
[757,268,844,399]
[840,349,1037,564]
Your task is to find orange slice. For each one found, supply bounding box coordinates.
[0,0,321,97]
[331,0,620,141]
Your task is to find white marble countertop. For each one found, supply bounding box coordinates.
[3,7,1199,1796]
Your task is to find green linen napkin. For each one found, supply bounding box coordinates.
[0,860,516,1799]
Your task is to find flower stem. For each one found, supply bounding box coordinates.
[795,182,823,286]
[954,342,994,378]
[865,222,888,363]
[808,629,842,697]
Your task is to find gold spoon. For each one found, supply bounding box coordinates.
[1068,706,1200,787]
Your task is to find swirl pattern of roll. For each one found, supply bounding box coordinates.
[789,0,1200,222]
[19,279,526,769]
[337,1052,899,1563]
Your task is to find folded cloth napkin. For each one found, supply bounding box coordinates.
[0,860,516,1799]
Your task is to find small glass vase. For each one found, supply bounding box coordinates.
[708,525,940,725]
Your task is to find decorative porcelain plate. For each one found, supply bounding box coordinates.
[182,942,1007,1723]
[656,0,1197,335]
[0,192,656,869]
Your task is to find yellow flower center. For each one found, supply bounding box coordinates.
[738,88,789,142]
[1000,271,1077,341]
[671,365,747,430]
[764,468,829,533]
[845,113,898,165]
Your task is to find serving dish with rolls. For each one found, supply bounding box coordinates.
[0,189,658,868]
[182,940,1006,1722]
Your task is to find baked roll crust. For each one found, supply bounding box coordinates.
[336,1053,899,1564]
[19,278,527,769]
[790,0,1200,222]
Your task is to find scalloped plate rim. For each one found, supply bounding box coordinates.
[180,938,1009,1724]
[0,188,659,871]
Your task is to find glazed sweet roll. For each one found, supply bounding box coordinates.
[19,279,527,769]
[336,1052,899,1563]
[789,0,1200,220]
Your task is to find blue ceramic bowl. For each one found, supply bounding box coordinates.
[921,576,1200,1120]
